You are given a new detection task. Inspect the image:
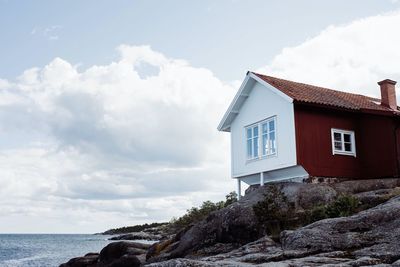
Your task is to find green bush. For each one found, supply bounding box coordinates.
[253,185,293,223]
[309,205,328,222]
[252,185,296,237]
[326,194,360,218]
[307,194,360,224]
[253,187,361,237]
[169,191,238,231]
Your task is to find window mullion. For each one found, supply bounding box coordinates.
[267,120,270,156]
[341,132,345,152]
[246,117,277,160]
[253,132,256,158]
[258,123,263,157]
[331,129,356,156]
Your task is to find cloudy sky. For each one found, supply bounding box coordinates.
[1,0,400,233]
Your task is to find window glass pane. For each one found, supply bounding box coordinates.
[269,120,275,131]
[246,119,277,158]
[270,131,276,154]
[333,132,342,141]
[334,141,342,150]
[253,136,259,157]
[262,123,268,134]
[271,141,276,154]
[262,134,268,155]
[247,128,252,139]
[253,126,259,137]
[344,142,352,152]
[343,134,351,142]
[332,130,355,154]
[247,139,252,158]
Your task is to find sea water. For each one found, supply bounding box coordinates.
[0,234,115,267]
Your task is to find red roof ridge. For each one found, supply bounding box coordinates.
[251,71,376,100]
[250,71,399,114]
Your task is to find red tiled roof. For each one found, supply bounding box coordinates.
[253,72,399,114]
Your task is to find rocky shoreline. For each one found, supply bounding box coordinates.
[60,178,400,267]
[60,241,149,267]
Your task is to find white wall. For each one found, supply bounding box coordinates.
[230,80,297,178]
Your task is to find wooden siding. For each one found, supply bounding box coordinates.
[230,81,297,178]
[294,104,400,179]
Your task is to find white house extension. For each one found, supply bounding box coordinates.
[218,72,307,198]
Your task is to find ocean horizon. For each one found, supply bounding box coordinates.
[0,234,115,267]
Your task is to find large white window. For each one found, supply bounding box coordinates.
[331,128,356,156]
[246,117,277,160]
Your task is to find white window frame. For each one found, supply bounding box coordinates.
[331,128,356,157]
[245,116,277,161]
[246,124,259,160]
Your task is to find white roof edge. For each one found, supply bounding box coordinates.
[217,73,251,132]
[217,72,293,132]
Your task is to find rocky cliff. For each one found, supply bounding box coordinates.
[148,194,400,266]
[60,178,400,267]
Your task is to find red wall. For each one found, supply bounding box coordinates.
[294,104,400,179]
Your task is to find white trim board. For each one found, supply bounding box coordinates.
[217,72,293,132]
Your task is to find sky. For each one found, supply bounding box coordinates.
[1,0,400,233]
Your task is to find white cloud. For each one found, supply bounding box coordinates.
[8,9,400,233]
[258,10,400,99]
[0,45,235,233]
[30,25,62,41]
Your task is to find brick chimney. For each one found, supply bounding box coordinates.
[378,79,397,110]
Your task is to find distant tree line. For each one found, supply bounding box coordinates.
[102,222,168,235]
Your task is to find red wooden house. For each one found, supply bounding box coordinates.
[218,72,400,198]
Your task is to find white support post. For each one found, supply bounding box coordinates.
[260,172,264,186]
[237,179,241,200]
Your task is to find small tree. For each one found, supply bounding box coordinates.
[252,185,296,238]
[224,191,238,207]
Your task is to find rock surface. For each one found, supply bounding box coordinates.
[59,242,144,267]
[147,255,384,266]
[59,253,99,267]
[281,195,400,263]
[331,178,400,194]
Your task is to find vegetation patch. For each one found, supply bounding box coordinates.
[253,185,362,238]
[253,185,297,238]
[168,192,238,232]
[307,194,360,223]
